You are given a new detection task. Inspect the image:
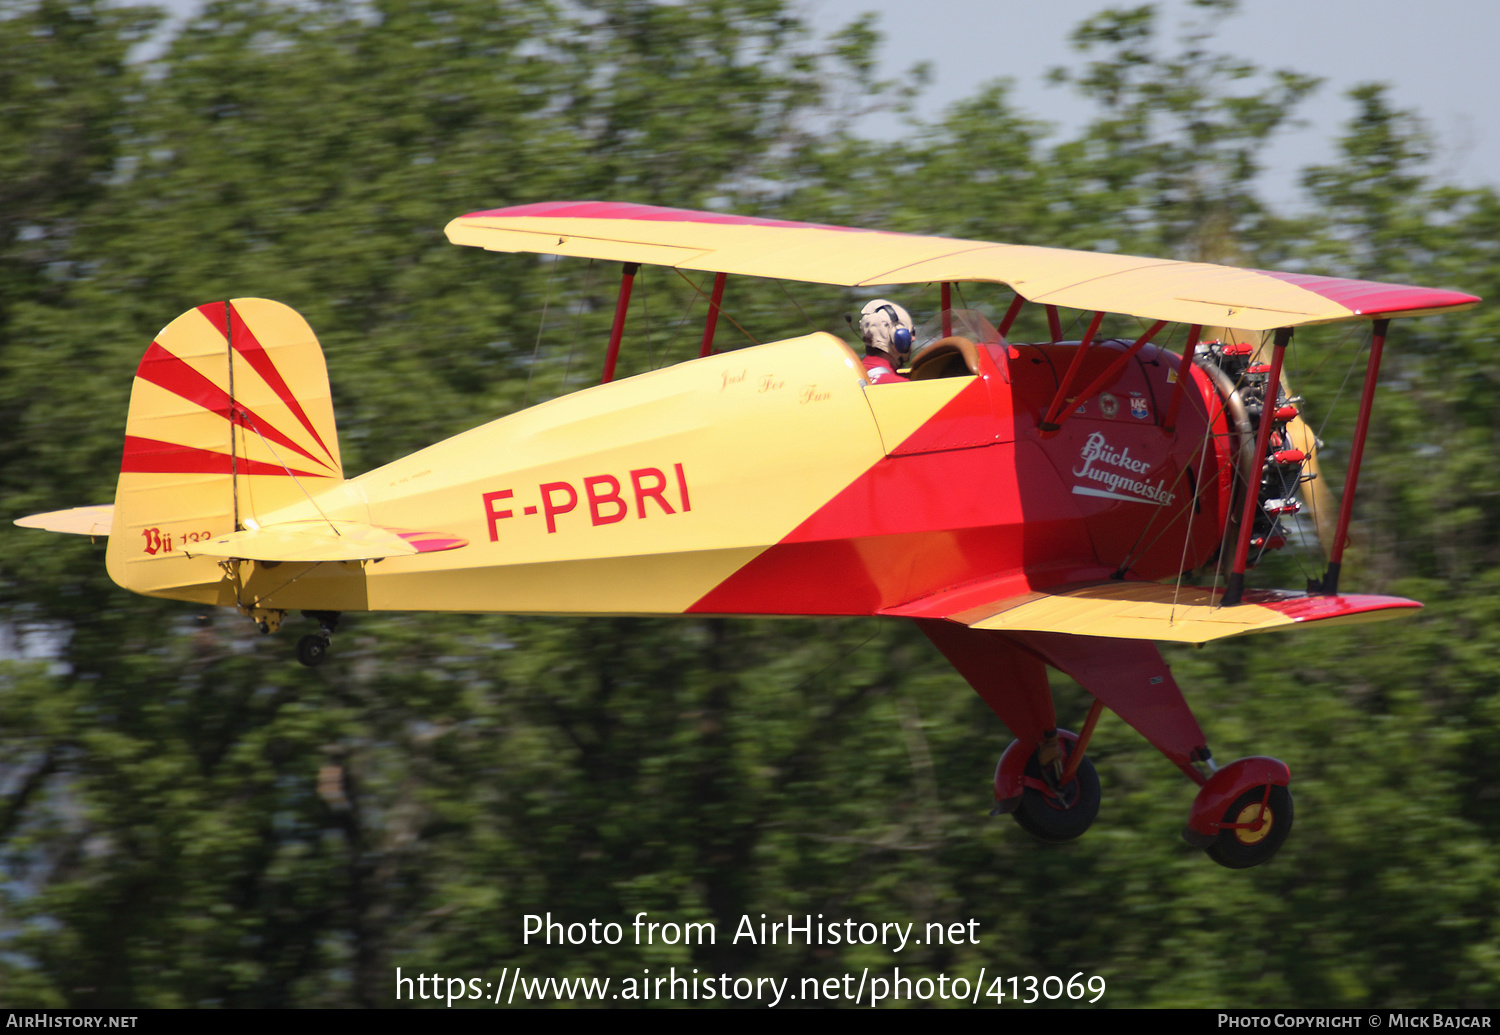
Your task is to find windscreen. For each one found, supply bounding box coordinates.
[910,308,1001,358]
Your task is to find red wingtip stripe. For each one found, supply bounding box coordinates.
[1252,271,1480,316]
[137,339,334,473]
[197,302,337,465]
[121,436,332,479]
[1245,590,1422,622]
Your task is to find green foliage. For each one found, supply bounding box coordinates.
[3,0,1500,1010]
[0,0,161,305]
[1045,0,1320,260]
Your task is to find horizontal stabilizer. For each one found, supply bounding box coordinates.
[190,520,468,562]
[15,505,115,536]
[913,580,1421,645]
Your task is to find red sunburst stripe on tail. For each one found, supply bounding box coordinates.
[197,302,336,464]
[121,436,332,478]
[136,341,333,472]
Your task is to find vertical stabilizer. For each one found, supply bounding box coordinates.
[105,299,343,602]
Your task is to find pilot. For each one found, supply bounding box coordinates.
[854,299,914,383]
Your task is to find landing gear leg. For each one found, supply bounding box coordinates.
[913,619,1094,840]
[1012,631,1294,868]
[296,610,340,668]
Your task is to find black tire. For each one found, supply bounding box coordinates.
[1012,740,1101,843]
[296,634,329,668]
[1206,785,1293,869]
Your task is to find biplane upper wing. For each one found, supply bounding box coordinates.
[445,201,1479,331]
[886,578,1421,645]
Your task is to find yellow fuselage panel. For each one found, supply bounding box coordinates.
[250,333,908,614]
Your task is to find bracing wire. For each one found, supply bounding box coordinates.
[241,415,341,538]
[671,268,759,346]
[523,256,557,409]
[657,274,707,368]
[563,259,596,387]
[1171,408,1221,623]
[1315,328,1370,444]
[639,266,653,372]
[1287,325,1368,572]
[779,283,820,334]
[1275,331,1319,583]
[781,619,883,697]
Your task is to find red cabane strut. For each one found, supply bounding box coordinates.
[1039,311,1105,430]
[998,294,1025,338]
[698,272,727,359]
[600,262,639,384]
[1161,324,1203,433]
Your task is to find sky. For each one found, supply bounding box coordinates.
[807,0,1500,206]
[142,0,1500,207]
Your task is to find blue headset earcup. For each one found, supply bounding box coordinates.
[876,304,913,354]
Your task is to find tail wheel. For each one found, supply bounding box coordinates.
[296,634,329,668]
[1013,740,1100,843]
[1205,785,1293,869]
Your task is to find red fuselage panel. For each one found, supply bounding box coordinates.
[691,341,1235,616]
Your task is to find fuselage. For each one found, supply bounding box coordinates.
[223,331,1235,617]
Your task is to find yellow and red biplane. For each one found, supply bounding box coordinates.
[17,202,1480,868]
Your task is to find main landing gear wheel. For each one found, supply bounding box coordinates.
[1205,785,1293,869]
[1013,740,1101,843]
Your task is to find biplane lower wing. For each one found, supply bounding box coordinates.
[888,579,1421,645]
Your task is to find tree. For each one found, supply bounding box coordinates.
[5,0,1500,1009]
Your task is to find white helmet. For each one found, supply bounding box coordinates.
[858,299,914,359]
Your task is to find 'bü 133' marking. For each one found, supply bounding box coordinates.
[483,464,691,541]
[141,527,213,554]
